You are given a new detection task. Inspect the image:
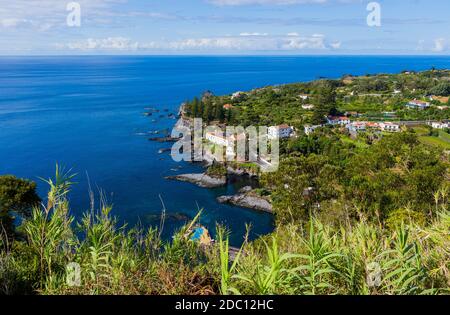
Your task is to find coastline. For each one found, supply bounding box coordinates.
[217,186,273,213]
[162,106,274,214]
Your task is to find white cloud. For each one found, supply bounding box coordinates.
[239,32,269,36]
[62,37,139,51]
[59,34,340,52]
[432,38,446,52]
[207,0,327,5]
[0,18,28,28]
[416,38,448,53]
[416,39,426,51]
[330,41,341,49]
[206,0,363,5]
[281,34,326,49]
[167,37,274,50]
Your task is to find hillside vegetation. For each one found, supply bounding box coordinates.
[184,69,450,127]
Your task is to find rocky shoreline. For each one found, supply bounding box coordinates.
[162,110,273,214]
[149,136,181,143]
[165,173,227,188]
[217,186,273,213]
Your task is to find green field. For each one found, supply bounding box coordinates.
[411,126,450,150]
[340,136,369,149]
[419,136,450,150]
[439,130,450,143]
[412,126,429,136]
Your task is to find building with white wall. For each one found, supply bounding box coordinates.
[326,116,351,126]
[379,122,401,132]
[431,121,449,129]
[268,124,293,139]
[406,100,430,110]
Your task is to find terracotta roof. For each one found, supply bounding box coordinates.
[328,116,349,121]
[230,133,247,141]
[431,96,450,103]
[205,131,227,138]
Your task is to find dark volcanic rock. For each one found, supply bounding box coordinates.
[217,192,273,213]
[165,173,227,188]
[149,136,181,143]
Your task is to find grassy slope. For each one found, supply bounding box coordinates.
[413,126,450,150]
[419,136,450,150]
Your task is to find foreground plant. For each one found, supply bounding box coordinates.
[0,165,449,295]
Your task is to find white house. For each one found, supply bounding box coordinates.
[268,124,293,139]
[406,100,430,110]
[431,121,449,129]
[299,94,309,101]
[304,125,323,135]
[205,132,229,147]
[302,104,315,110]
[326,116,351,126]
[379,122,401,132]
[231,91,245,100]
[205,132,246,158]
[347,122,367,133]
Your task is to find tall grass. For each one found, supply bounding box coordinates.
[231,214,449,295]
[0,166,448,295]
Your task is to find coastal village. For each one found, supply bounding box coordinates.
[304,98,449,136]
[197,71,450,156]
[200,96,449,157]
[124,71,450,231]
[161,70,450,217]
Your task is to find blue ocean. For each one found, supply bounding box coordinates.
[1,56,449,245]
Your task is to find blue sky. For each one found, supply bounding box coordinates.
[0,0,449,55]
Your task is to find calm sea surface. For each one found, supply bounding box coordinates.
[1,56,449,244]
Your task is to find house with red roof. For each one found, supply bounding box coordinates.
[326,116,351,126]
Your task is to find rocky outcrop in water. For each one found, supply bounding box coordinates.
[165,173,227,188]
[217,186,273,213]
[149,136,181,143]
